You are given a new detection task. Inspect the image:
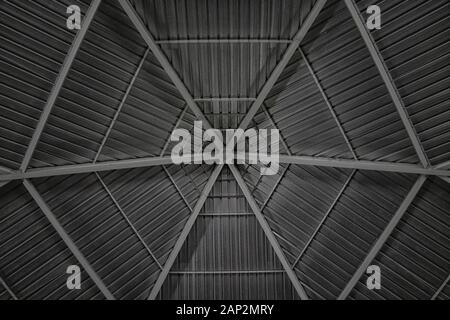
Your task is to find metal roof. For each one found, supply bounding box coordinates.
[0,0,449,300]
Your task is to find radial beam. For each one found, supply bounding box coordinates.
[162,166,193,212]
[279,155,450,177]
[0,156,175,182]
[1,155,449,183]
[298,47,357,160]
[20,0,102,171]
[344,0,429,167]
[432,275,450,300]
[156,38,293,45]
[94,48,150,163]
[148,165,224,300]
[95,173,162,269]
[338,175,427,300]
[229,164,308,299]
[23,179,114,300]
[293,170,356,268]
[118,0,209,126]
[0,275,18,300]
[238,0,327,131]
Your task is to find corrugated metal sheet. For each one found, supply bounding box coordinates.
[294,170,417,299]
[349,176,450,300]
[0,0,448,300]
[0,0,76,169]
[160,166,299,299]
[356,0,450,165]
[0,180,102,299]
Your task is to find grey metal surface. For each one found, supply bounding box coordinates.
[0,0,449,300]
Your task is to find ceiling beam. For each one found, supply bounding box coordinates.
[148,165,223,299]
[117,0,210,126]
[298,47,357,160]
[230,164,308,300]
[338,175,427,299]
[293,170,356,268]
[0,156,175,182]
[155,38,292,45]
[1,155,449,183]
[237,0,328,132]
[279,155,450,177]
[20,0,102,171]
[432,275,450,300]
[95,173,162,270]
[94,48,150,163]
[344,0,429,168]
[0,275,18,300]
[23,179,114,300]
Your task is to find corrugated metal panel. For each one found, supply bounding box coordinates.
[133,0,315,40]
[349,177,450,300]
[0,180,102,299]
[28,0,185,167]
[31,173,162,299]
[0,282,13,300]
[295,170,417,299]
[356,0,450,165]
[160,166,299,299]
[297,0,421,163]
[0,0,77,169]
[160,273,299,300]
[130,0,318,98]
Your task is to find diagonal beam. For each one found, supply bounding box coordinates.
[148,165,223,300]
[0,156,175,182]
[95,173,163,270]
[20,0,102,171]
[118,0,326,300]
[23,179,114,300]
[344,0,429,168]
[237,0,328,131]
[229,164,308,299]
[432,274,450,300]
[1,155,450,183]
[0,275,18,300]
[118,0,210,126]
[279,155,450,177]
[293,169,356,268]
[94,48,150,163]
[162,166,193,212]
[338,175,427,300]
[298,47,357,159]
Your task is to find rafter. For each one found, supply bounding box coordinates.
[0,275,18,300]
[1,155,449,183]
[148,165,223,300]
[23,179,114,300]
[20,0,102,171]
[117,0,210,126]
[230,164,309,299]
[338,175,427,299]
[279,155,450,177]
[237,0,328,132]
[156,38,292,45]
[95,173,162,270]
[117,0,326,300]
[292,170,356,269]
[162,166,193,212]
[94,48,150,163]
[344,0,429,168]
[432,275,450,300]
[298,47,357,160]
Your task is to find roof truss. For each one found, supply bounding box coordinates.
[0,0,448,300]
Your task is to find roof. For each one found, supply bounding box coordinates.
[0,0,449,300]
